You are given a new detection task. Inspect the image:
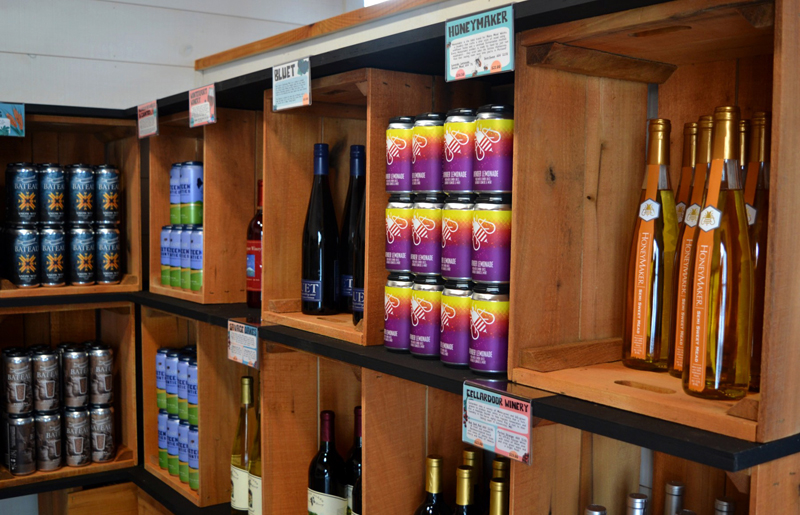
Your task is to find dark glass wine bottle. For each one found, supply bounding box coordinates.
[352,190,366,326]
[308,410,348,515]
[345,406,362,514]
[462,448,482,510]
[302,144,340,315]
[352,476,362,515]
[487,479,508,515]
[339,145,366,313]
[246,180,263,309]
[455,466,477,515]
[414,455,452,515]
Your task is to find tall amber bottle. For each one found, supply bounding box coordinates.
[744,112,770,391]
[623,119,678,371]
[669,116,713,377]
[683,106,754,400]
[674,123,698,228]
[738,119,750,169]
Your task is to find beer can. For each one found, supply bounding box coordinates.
[474,105,514,193]
[411,113,445,192]
[471,195,512,283]
[187,358,198,426]
[179,420,190,483]
[166,349,180,415]
[4,349,32,414]
[385,116,414,193]
[443,108,476,193]
[6,413,35,475]
[188,425,199,490]
[40,225,66,286]
[158,409,169,469]
[469,283,510,374]
[64,406,91,467]
[89,344,114,405]
[6,163,38,225]
[180,161,203,225]
[385,194,413,272]
[56,341,74,401]
[190,226,203,291]
[67,164,95,224]
[167,414,180,476]
[441,196,474,280]
[35,410,62,471]
[38,163,66,224]
[384,272,413,352]
[69,225,95,285]
[178,352,193,421]
[8,225,39,287]
[90,404,115,463]
[180,226,192,290]
[156,348,168,410]
[160,225,171,286]
[440,280,473,367]
[169,225,182,288]
[95,165,121,224]
[410,275,445,358]
[63,346,89,407]
[96,224,122,284]
[169,163,182,225]
[411,193,445,275]
[32,349,60,411]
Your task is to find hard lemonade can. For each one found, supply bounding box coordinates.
[469,284,510,374]
[386,194,413,272]
[474,105,514,193]
[384,272,413,352]
[169,225,182,288]
[411,193,444,275]
[443,108,476,193]
[441,196,474,280]
[190,227,203,292]
[386,116,414,193]
[440,280,472,367]
[160,226,171,286]
[471,195,512,283]
[180,161,203,225]
[411,113,445,192]
[409,275,445,358]
[158,409,169,469]
[169,163,182,225]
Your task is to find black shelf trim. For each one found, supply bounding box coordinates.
[0,467,133,500]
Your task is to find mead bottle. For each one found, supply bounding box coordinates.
[683,106,754,400]
[674,123,698,227]
[623,119,678,371]
[744,112,770,391]
[669,116,713,377]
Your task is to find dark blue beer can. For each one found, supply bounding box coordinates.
[95,224,121,284]
[67,165,95,225]
[38,164,66,224]
[40,225,66,287]
[6,163,39,225]
[8,225,39,287]
[69,225,95,285]
[95,165,121,224]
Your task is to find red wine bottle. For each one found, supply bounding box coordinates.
[345,406,362,512]
[352,190,366,326]
[414,455,452,515]
[302,144,340,315]
[339,145,366,313]
[308,411,348,514]
[246,180,263,309]
[352,476,362,515]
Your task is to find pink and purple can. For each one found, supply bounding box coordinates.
[411,113,445,192]
[472,196,512,283]
[386,117,414,193]
[474,105,514,193]
[440,281,472,367]
[384,273,413,352]
[441,196,473,280]
[385,194,413,272]
[409,275,444,358]
[469,284,509,374]
[443,109,476,193]
[411,193,444,275]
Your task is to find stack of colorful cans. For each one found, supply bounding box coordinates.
[161,161,203,291]
[1,162,124,289]
[156,345,199,490]
[1,341,116,476]
[383,106,514,375]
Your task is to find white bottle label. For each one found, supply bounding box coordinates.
[308,488,347,515]
[346,484,354,512]
[248,475,263,515]
[231,465,249,509]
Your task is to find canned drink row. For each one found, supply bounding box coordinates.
[169,161,204,225]
[383,273,509,374]
[157,346,198,425]
[158,410,199,489]
[5,162,122,226]
[385,105,514,194]
[386,193,511,283]
[2,223,123,287]
[160,225,203,291]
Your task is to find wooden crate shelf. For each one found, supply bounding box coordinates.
[0,115,142,298]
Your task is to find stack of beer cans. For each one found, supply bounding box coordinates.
[2,162,123,288]
[383,106,513,375]
[160,161,203,292]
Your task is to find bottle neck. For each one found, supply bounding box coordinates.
[321,418,335,445]
[240,382,253,406]
[257,183,263,209]
[314,154,329,176]
[350,154,365,179]
[641,164,671,190]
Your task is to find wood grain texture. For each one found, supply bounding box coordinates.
[262,311,362,345]
[0,446,134,489]
[588,435,640,514]
[319,357,362,460]
[652,452,739,515]
[427,388,464,504]
[749,451,800,513]
[67,483,138,515]
[520,337,623,372]
[138,488,174,515]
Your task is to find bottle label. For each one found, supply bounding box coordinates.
[744,161,760,225]
[308,488,347,515]
[341,274,353,299]
[248,475,263,515]
[231,465,249,510]
[302,280,323,302]
[246,239,262,292]
[630,164,660,360]
[346,484,354,512]
[675,165,694,223]
[352,288,364,313]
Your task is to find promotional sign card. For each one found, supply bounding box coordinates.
[446,5,514,81]
[189,85,217,128]
[0,103,25,137]
[137,101,158,138]
[272,57,311,111]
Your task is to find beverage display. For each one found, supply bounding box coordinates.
[410,275,445,358]
[386,116,414,193]
[247,180,264,309]
[345,406,362,513]
[179,419,190,483]
[95,165,121,224]
[158,409,168,469]
[96,224,122,284]
[6,163,38,225]
[440,280,472,367]
[412,113,445,192]
[190,226,203,292]
[623,119,678,371]
[167,413,180,475]
[471,195,511,283]
[180,161,204,225]
[32,349,59,412]
[5,413,35,476]
[69,225,95,285]
[67,164,95,225]
[664,480,685,515]
[626,493,648,515]
[40,225,66,286]
[248,410,262,515]
[441,196,473,280]
[308,410,347,515]
[35,411,62,471]
[384,272,413,352]
[454,465,476,514]
[474,105,514,193]
[232,376,256,514]
[352,194,366,326]
[90,404,115,463]
[443,108,476,193]
[413,455,451,515]
[340,146,366,314]
[39,163,65,224]
[411,193,445,275]
[385,194,413,272]
[470,283,510,374]
[89,343,113,405]
[64,406,91,467]
[170,163,182,225]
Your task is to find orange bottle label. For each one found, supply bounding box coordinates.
[675,165,694,223]
[630,164,660,360]
[743,162,759,225]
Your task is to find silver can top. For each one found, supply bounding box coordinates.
[585,505,607,515]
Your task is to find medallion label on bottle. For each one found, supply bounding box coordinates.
[246,239,262,292]
[308,488,347,515]
[744,161,760,225]
[630,165,660,360]
[302,280,323,302]
[248,475,263,515]
[684,204,701,227]
[231,465,249,510]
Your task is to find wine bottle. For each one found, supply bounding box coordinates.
[351,476,362,515]
[352,190,366,326]
[623,119,678,371]
[308,411,348,515]
[663,480,685,515]
[683,106,754,400]
[669,116,713,378]
[339,145,366,313]
[231,377,256,515]
[487,478,508,515]
[744,112,770,391]
[714,497,736,514]
[454,466,476,515]
[739,119,750,169]
[492,456,509,480]
[585,505,607,515]
[674,122,698,227]
[345,406,362,514]
[678,511,697,515]
[413,455,452,515]
[626,493,647,515]
[246,180,264,310]
[247,410,262,515]
[462,448,482,509]
[302,144,340,316]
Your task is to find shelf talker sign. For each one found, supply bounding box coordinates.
[0,102,25,137]
[272,57,311,111]
[189,84,217,128]
[137,101,158,139]
[462,380,531,464]
[446,5,514,82]
[228,319,260,369]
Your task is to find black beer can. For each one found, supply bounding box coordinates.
[96,224,122,284]
[8,225,40,287]
[67,164,95,225]
[69,225,95,285]
[39,163,66,223]
[40,225,66,287]
[6,163,38,225]
[95,165,121,224]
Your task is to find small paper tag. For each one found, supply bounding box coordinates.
[189,85,217,128]
[445,6,514,82]
[228,319,259,369]
[462,381,531,465]
[137,101,158,138]
[0,103,25,137]
[272,57,311,111]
